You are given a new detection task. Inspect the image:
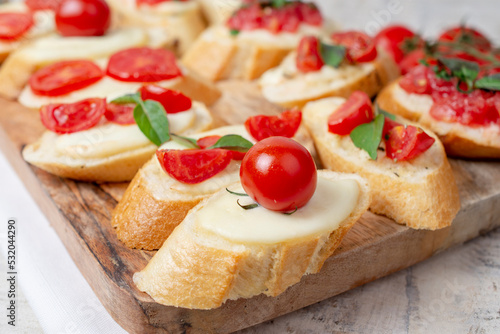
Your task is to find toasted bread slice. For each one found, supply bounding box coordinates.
[22,102,213,182]
[0,2,55,63]
[0,28,174,100]
[108,0,206,55]
[259,50,400,109]
[112,124,316,250]
[303,97,460,230]
[133,170,370,309]
[182,24,329,81]
[18,64,221,109]
[377,80,500,158]
[196,0,242,26]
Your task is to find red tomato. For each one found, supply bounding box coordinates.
[240,137,317,212]
[104,103,135,125]
[328,91,375,135]
[26,0,63,11]
[156,148,232,184]
[374,25,420,64]
[0,13,34,41]
[385,125,435,161]
[398,49,437,75]
[227,2,322,34]
[438,26,491,52]
[196,135,247,160]
[331,31,377,63]
[296,36,324,73]
[382,117,402,139]
[398,65,434,95]
[139,85,192,114]
[245,110,302,141]
[107,47,182,82]
[29,60,104,97]
[40,98,106,134]
[55,0,110,37]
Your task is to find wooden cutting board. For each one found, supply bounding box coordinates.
[0,81,499,334]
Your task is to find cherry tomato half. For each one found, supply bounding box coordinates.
[328,91,375,135]
[296,36,324,73]
[40,98,106,134]
[196,135,246,160]
[104,103,135,125]
[107,47,182,83]
[0,12,34,41]
[374,25,421,64]
[139,85,192,114]
[245,110,302,141]
[55,0,111,37]
[385,125,435,161]
[331,31,377,63]
[30,60,104,97]
[240,137,317,212]
[156,148,232,184]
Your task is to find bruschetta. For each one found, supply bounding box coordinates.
[303,91,460,230]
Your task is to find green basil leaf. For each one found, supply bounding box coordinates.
[230,29,240,36]
[171,134,199,149]
[475,74,500,91]
[350,114,385,160]
[133,100,170,146]
[376,105,396,120]
[208,134,253,152]
[271,0,286,8]
[438,56,480,74]
[321,43,346,68]
[110,92,141,105]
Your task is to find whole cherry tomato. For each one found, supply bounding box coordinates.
[55,0,111,37]
[438,26,491,52]
[328,91,374,135]
[240,137,317,212]
[374,25,421,64]
[331,31,377,63]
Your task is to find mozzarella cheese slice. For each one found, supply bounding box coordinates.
[198,175,360,244]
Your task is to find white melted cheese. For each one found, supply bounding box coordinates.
[260,52,375,103]
[54,107,197,159]
[15,28,149,64]
[197,176,360,244]
[145,125,253,196]
[19,74,183,109]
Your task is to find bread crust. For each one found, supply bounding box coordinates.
[260,51,400,109]
[377,81,500,159]
[133,170,371,309]
[303,97,460,230]
[182,26,318,81]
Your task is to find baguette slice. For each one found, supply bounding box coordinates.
[112,124,316,250]
[0,3,55,63]
[182,24,330,81]
[377,80,500,158]
[22,102,213,182]
[108,0,206,55]
[133,170,371,309]
[0,28,169,100]
[303,97,460,230]
[259,49,400,109]
[196,0,242,26]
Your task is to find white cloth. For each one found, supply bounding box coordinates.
[0,151,126,334]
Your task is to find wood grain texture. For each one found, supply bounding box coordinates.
[0,81,499,334]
